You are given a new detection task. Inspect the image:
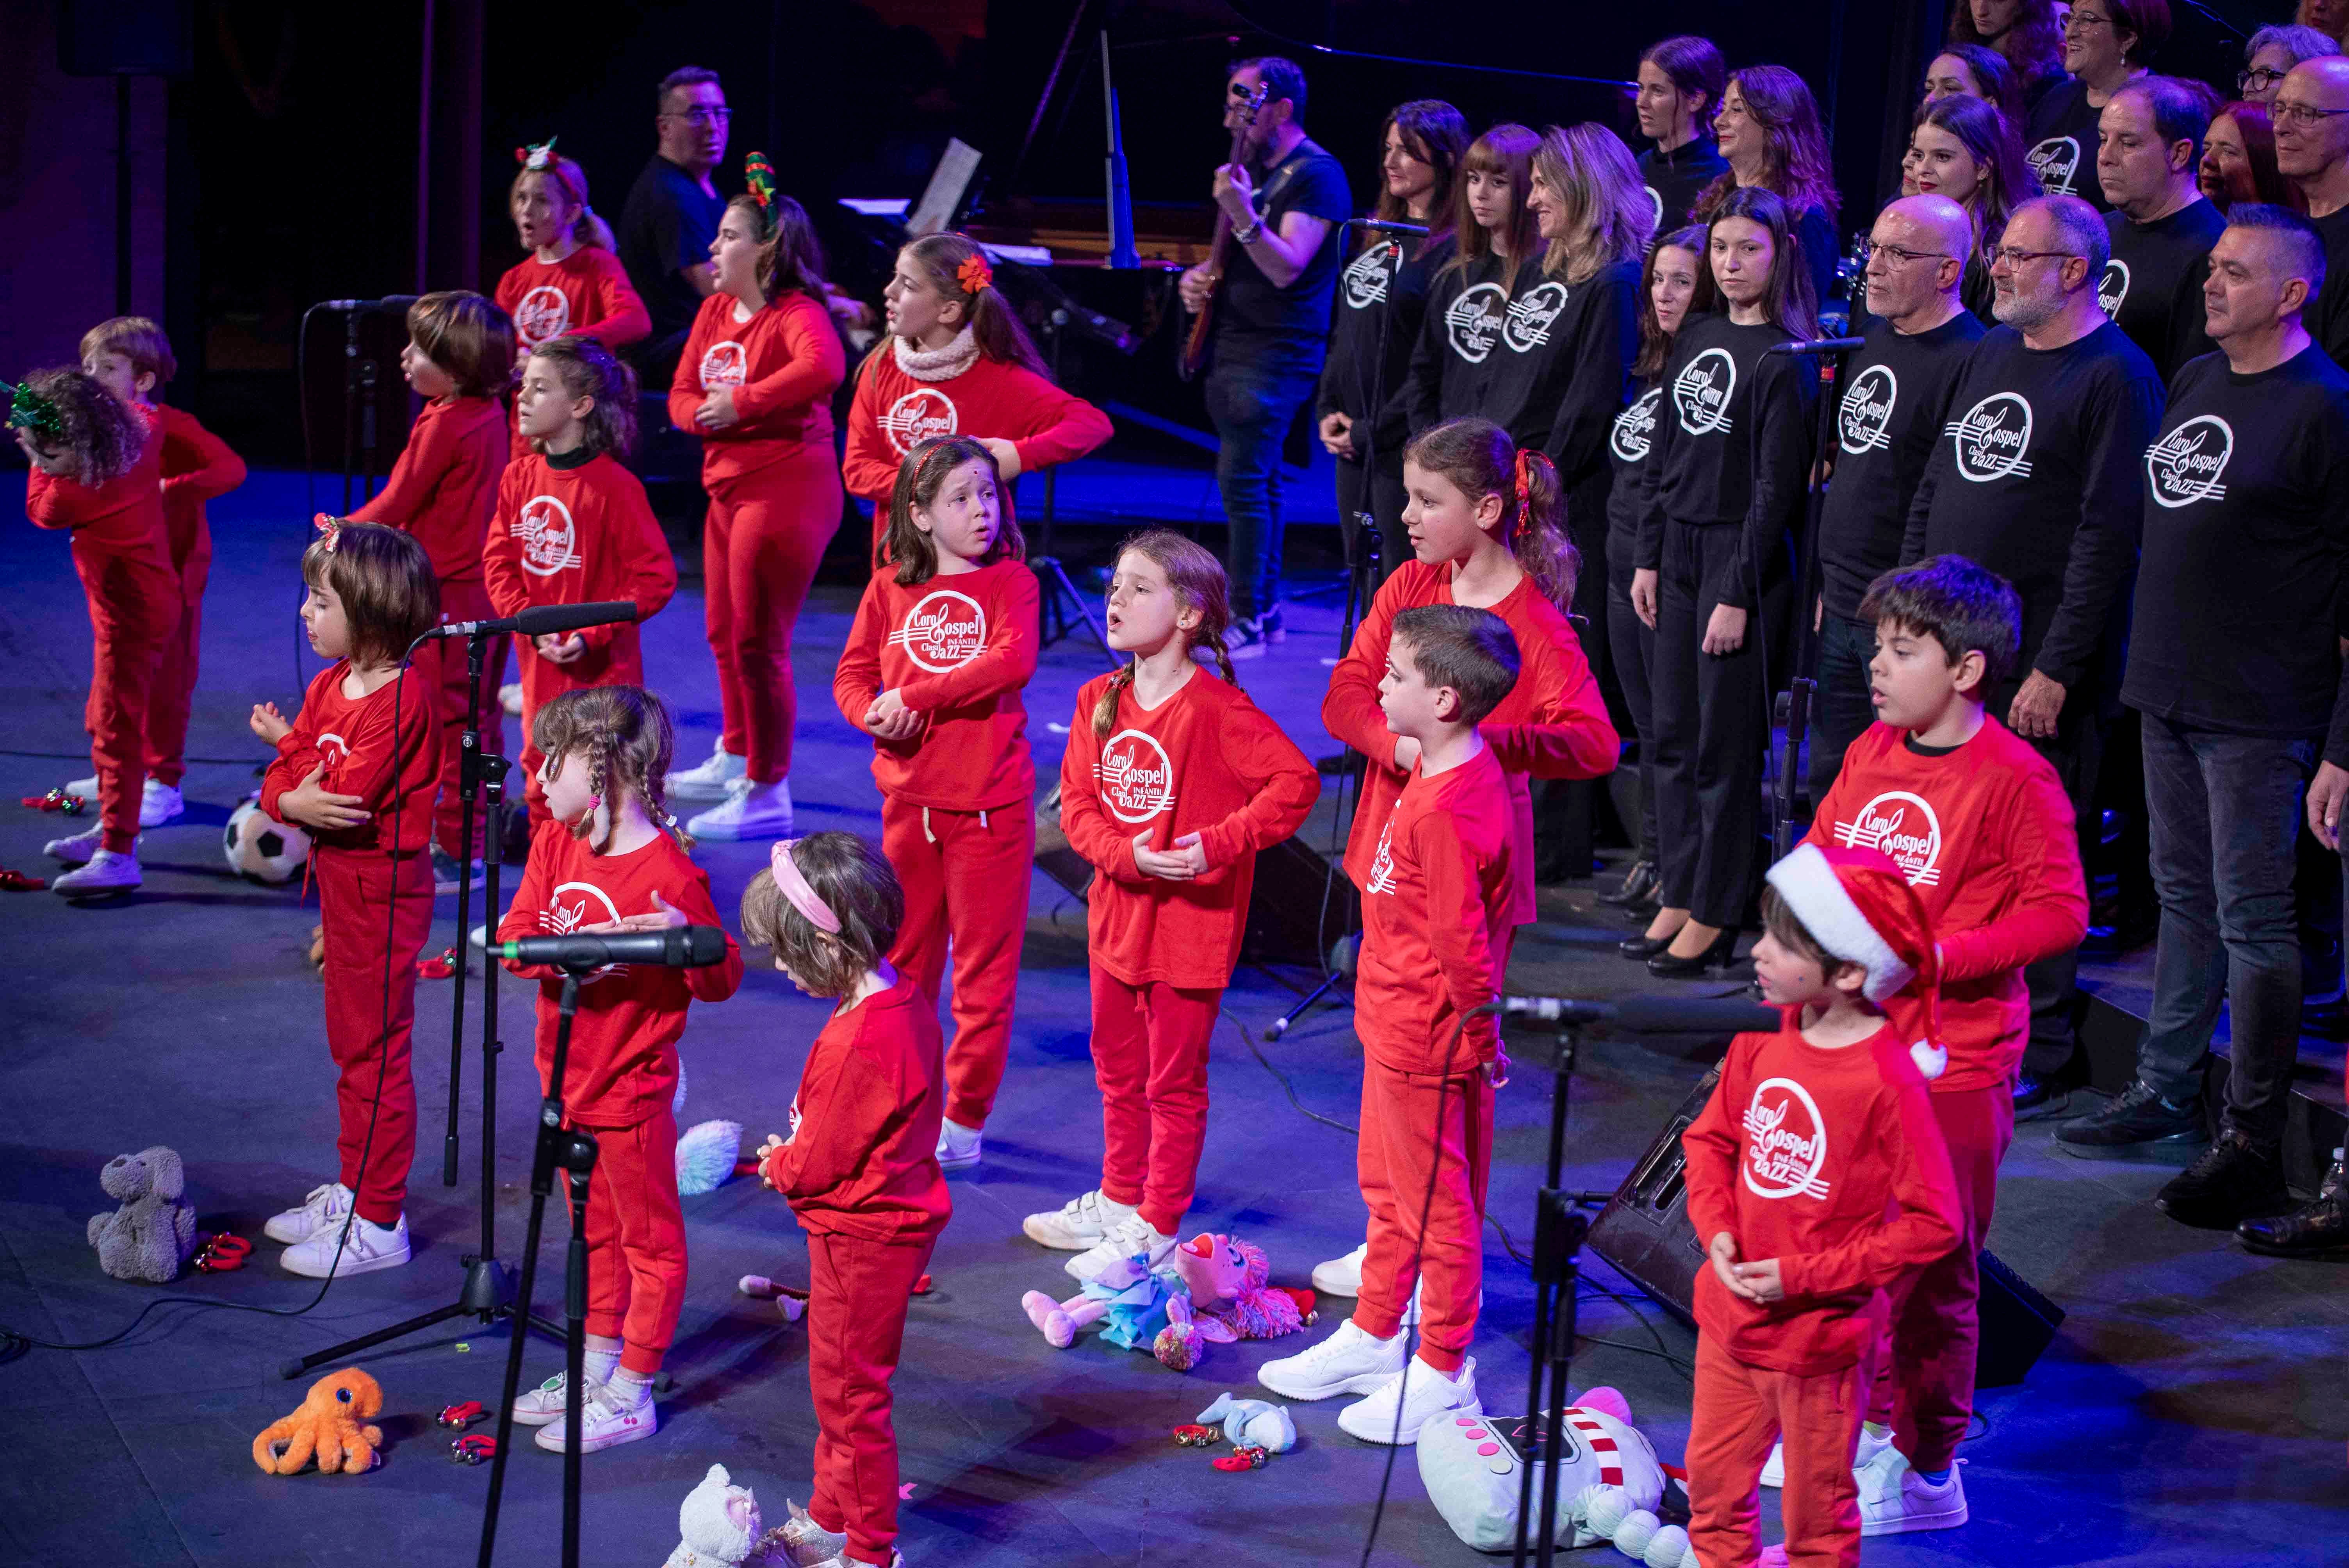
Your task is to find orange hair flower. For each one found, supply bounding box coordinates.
[956,252,994,294]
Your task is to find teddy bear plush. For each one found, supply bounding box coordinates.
[87,1146,197,1283]
[664,1462,794,1567]
[252,1368,385,1475]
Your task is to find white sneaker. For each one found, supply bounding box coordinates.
[1857,1448,1968,1536]
[140,780,184,827]
[1258,1317,1408,1401]
[937,1117,982,1172]
[774,1499,847,1566]
[51,848,142,895]
[508,1358,620,1426]
[1312,1241,1367,1296]
[667,741,749,800]
[1337,1354,1482,1444]
[280,1213,411,1278]
[499,681,524,717]
[533,1376,657,1453]
[1065,1212,1176,1283]
[44,826,106,865]
[1022,1188,1137,1252]
[1761,1423,1894,1488]
[264,1181,355,1244]
[688,778,793,840]
[64,774,99,801]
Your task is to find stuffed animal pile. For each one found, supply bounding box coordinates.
[87,1146,197,1283]
[1019,1232,1314,1372]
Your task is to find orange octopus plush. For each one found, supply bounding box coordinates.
[252,1368,385,1475]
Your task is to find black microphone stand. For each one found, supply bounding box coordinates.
[1772,342,1856,861]
[1033,305,1115,661]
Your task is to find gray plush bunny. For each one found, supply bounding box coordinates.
[87,1146,198,1283]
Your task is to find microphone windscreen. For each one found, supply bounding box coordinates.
[1606,996,1780,1035]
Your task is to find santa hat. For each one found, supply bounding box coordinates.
[1764,841,1947,1080]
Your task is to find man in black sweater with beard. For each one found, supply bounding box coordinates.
[1903,194,2166,1112]
[2096,76,2226,381]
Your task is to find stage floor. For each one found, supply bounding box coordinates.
[2,469,2344,1566]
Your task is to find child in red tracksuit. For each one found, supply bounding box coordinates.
[745,833,950,1568]
[842,232,1112,553]
[486,335,677,829]
[348,292,516,887]
[497,685,743,1454]
[15,367,173,896]
[1792,555,2085,1534]
[1259,604,1518,1444]
[1040,530,1319,1280]
[1682,844,1963,1568]
[75,316,246,831]
[251,521,443,1277]
[834,435,1039,1173]
[496,140,650,458]
[663,173,847,838]
[1316,415,1619,1294]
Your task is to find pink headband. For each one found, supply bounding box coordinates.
[768,840,840,935]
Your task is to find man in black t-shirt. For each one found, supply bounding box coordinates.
[2275,57,2349,372]
[618,66,731,387]
[2096,77,2225,381]
[1177,57,1351,647]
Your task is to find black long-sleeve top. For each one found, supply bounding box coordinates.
[1317,231,1457,461]
[1649,311,1820,608]
[1608,377,1666,584]
[2101,199,2225,384]
[1641,139,1729,239]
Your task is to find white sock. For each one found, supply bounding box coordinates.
[583,1346,622,1384]
[943,1117,979,1138]
[606,1366,652,1402]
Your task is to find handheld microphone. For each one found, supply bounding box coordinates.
[425,601,642,640]
[1765,337,1866,356]
[1347,218,1430,235]
[1483,994,1779,1034]
[484,926,731,969]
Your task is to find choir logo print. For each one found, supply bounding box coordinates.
[2027,135,2081,195]
[514,285,571,348]
[1830,790,1944,887]
[1742,1077,1832,1201]
[1645,185,1665,230]
[1948,392,2035,482]
[516,495,583,576]
[1366,820,1398,896]
[880,388,958,454]
[2145,415,2233,508]
[1094,730,1177,824]
[2097,258,2132,319]
[1610,386,1663,463]
[1445,283,1509,363]
[1673,348,1738,435]
[1837,365,1900,456]
[698,339,748,389]
[1503,282,1572,353]
[317,731,350,768]
[891,589,987,672]
[1342,244,1395,310]
[543,880,626,982]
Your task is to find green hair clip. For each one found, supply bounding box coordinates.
[2,380,65,447]
[743,152,777,212]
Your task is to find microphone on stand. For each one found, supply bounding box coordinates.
[481,926,732,969]
[1264,935,1358,1041]
[422,601,642,640]
[1765,337,1867,356]
[1346,218,1431,235]
[1483,994,1779,1033]
[321,296,423,315]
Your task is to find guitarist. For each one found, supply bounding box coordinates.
[1177,55,1351,654]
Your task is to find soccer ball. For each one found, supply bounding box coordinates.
[223,796,312,884]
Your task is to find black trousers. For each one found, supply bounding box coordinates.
[1606,568,1659,861]
[1993,673,2106,1078]
[1808,611,1880,809]
[1333,446,1408,588]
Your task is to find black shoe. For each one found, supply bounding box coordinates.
[2155,1130,2294,1229]
[1619,928,1681,961]
[2054,1080,2210,1163]
[2013,1055,2088,1123]
[1647,927,1740,979]
[2238,1158,2349,1257]
[1598,859,1659,907]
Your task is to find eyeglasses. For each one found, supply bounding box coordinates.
[1858,240,1951,267]
[2270,100,2349,129]
[2239,67,2289,94]
[660,106,731,127]
[1991,246,2081,268]
[2062,11,2111,32]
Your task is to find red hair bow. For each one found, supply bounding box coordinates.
[312,513,345,553]
[1511,448,1535,529]
[956,252,994,294]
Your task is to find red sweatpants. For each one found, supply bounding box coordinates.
[1687,1335,1866,1568]
[882,795,1035,1130]
[412,577,508,860]
[315,847,433,1226]
[1090,971,1221,1237]
[704,451,840,782]
[142,526,209,788]
[514,647,642,826]
[559,1107,687,1376]
[805,1228,934,1567]
[1864,1080,2012,1472]
[1354,1056,1495,1374]
[72,543,176,853]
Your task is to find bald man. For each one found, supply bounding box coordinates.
[1807,194,1987,798]
[2273,55,2349,367]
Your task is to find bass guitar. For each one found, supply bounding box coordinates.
[1177,80,1270,381]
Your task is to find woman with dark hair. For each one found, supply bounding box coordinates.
[2199,101,2304,212]
[1317,99,1468,580]
[1400,124,1546,437]
[1904,94,2044,321]
[1635,36,1730,236]
[2026,0,2171,209]
[1951,0,2068,111]
[1924,42,2025,124]
[1692,67,1843,313]
[1629,188,1818,977]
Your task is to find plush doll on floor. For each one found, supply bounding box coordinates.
[665,1462,793,1567]
[1020,1231,1314,1371]
[1416,1385,1681,1560]
[88,1145,196,1283]
[252,1368,385,1475]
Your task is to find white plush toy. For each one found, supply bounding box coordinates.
[671,1058,744,1197]
[1417,1386,1688,1561]
[664,1462,791,1567]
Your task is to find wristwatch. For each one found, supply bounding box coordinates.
[1232,219,1262,246]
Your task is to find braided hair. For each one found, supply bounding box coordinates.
[1401,417,1578,610]
[1091,529,1236,738]
[529,685,689,855]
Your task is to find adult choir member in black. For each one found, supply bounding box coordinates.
[1317,100,1466,585]
[1923,43,2027,126]
[2061,209,2349,1242]
[2026,0,2170,210]
[2274,56,2349,367]
[2199,101,2301,215]
[1902,194,2165,1109]
[1634,36,1729,238]
[1692,66,1844,315]
[1600,226,1703,916]
[1950,0,2069,116]
[1630,188,1819,977]
[1809,195,1987,800]
[1178,55,1352,653]
[1903,94,2044,323]
[2096,76,2224,380]
[1401,125,1544,434]
[2239,24,2343,108]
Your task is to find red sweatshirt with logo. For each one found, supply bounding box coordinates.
[483,450,677,673]
[1355,744,1514,1073]
[1806,720,2087,1093]
[497,822,744,1126]
[496,246,652,355]
[1323,561,1618,927]
[25,404,168,564]
[668,290,844,488]
[156,404,246,573]
[260,662,441,856]
[831,559,1039,811]
[1059,668,1319,991]
[841,347,1114,505]
[1682,1017,1962,1374]
[349,396,508,586]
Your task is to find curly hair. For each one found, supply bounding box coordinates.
[529,684,689,855]
[1692,66,1843,228]
[525,335,638,460]
[1093,530,1236,738]
[18,367,144,485]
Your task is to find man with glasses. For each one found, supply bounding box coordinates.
[1807,194,1985,798]
[2097,76,2224,380]
[1902,195,2165,1113]
[2238,24,2341,109]
[618,66,732,386]
[2273,56,2349,370]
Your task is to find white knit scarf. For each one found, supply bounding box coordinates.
[893,326,981,382]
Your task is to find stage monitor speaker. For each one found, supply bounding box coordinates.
[1586,1066,2066,1388]
[1032,787,1358,969]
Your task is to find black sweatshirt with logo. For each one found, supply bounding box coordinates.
[2100,198,2224,383]
[1608,377,1666,585]
[2025,79,2112,213]
[1317,232,1458,459]
[1648,311,1819,608]
[1640,139,1729,239]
